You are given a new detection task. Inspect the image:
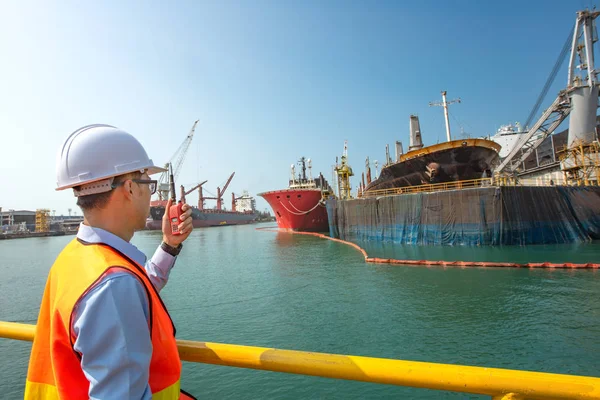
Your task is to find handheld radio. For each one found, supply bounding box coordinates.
[168,163,184,235]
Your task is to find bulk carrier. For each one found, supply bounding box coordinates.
[363,113,501,191]
[327,11,600,246]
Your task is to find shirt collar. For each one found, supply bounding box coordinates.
[76,223,147,266]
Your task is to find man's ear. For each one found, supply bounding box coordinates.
[121,179,134,199]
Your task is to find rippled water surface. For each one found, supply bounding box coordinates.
[1,223,599,399]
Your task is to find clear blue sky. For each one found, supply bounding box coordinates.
[0,0,595,215]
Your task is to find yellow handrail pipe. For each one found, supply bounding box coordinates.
[2,321,600,399]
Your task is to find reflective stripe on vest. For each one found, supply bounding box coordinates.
[25,238,186,399]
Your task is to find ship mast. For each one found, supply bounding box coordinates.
[429,91,461,142]
[298,157,307,182]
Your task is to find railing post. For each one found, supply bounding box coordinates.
[492,393,525,400]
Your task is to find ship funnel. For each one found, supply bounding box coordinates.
[409,115,424,151]
[395,141,404,161]
[385,144,391,165]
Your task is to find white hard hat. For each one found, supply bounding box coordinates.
[56,124,166,196]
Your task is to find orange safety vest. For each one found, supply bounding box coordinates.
[24,238,195,400]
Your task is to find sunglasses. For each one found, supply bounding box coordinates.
[112,179,158,195]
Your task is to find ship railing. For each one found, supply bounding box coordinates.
[360,178,493,198]
[288,182,318,189]
[359,176,595,198]
[1,321,598,399]
[492,176,597,187]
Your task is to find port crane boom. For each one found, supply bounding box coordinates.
[495,91,572,173]
[157,120,199,200]
[497,10,600,174]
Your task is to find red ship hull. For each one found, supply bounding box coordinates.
[259,189,329,232]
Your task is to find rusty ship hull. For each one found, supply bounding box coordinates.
[365,139,501,191]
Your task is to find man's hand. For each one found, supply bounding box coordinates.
[162,199,193,247]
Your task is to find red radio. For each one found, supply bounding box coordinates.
[168,163,183,235]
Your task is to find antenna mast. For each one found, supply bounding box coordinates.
[429,91,461,142]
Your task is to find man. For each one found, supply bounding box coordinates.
[25,124,196,399]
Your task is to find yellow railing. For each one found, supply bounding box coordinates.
[358,175,598,198]
[360,178,494,198]
[2,321,600,399]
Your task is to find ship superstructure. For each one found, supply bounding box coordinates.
[259,157,332,232]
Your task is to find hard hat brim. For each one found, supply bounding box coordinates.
[147,165,168,175]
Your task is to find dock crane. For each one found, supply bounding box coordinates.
[334,141,354,199]
[495,90,572,174]
[156,120,199,201]
[202,172,235,211]
[496,10,600,175]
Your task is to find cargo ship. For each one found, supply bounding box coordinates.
[258,157,332,232]
[363,114,501,192]
[328,93,509,245]
[329,40,600,247]
[146,172,258,229]
[145,204,257,229]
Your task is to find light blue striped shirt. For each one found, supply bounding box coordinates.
[72,223,176,400]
